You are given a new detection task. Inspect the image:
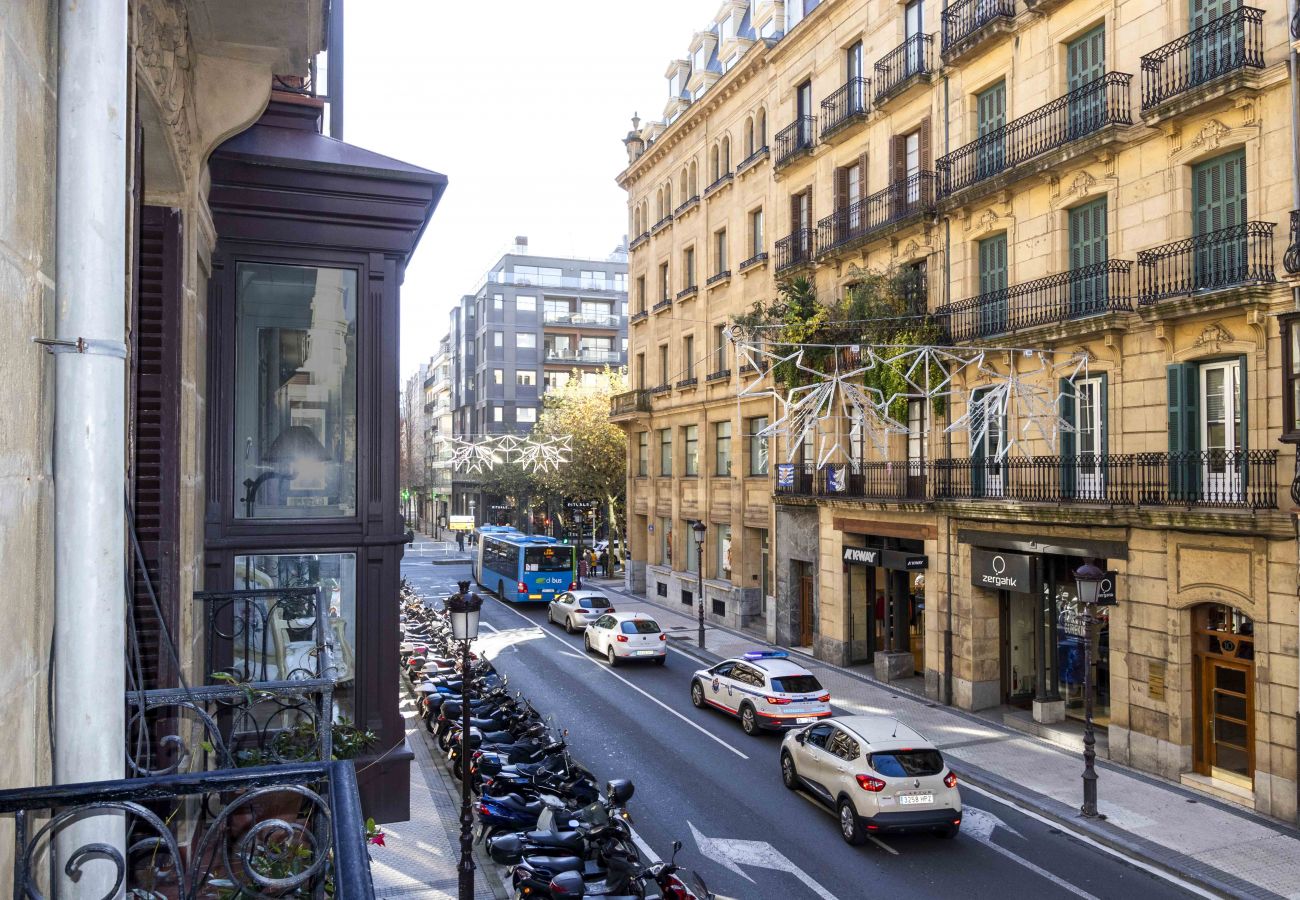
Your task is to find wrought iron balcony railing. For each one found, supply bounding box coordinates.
[820,78,871,141]
[774,116,815,169]
[649,382,671,394]
[611,389,652,416]
[935,259,1133,341]
[775,229,816,273]
[674,195,701,217]
[941,0,1015,59]
[629,231,651,251]
[677,284,699,301]
[739,251,770,271]
[704,172,734,196]
[1140,7,1264,111]
[676,376,699,389]
[1137,221,1275,303]
[737,145,771,174]
[874,34,935,104]
[543,311,620,327]
[706,367,732,382]
[651,214,674,234]
[816,172,938,255]
[1286,211,1300,275]
[938,73,1132,197]
[199,587,330,684]
[630,309,649,324]
[706,269,732,286]
[653,297,673,312]
[775,451,1278,509]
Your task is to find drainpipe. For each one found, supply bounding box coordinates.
[327,0,345,139]
[53,0,128,892]
[1288,0,1300,828]
[941,73,955,706]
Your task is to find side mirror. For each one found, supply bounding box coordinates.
[795,732,807,744]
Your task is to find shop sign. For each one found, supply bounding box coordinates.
[776,463,795,489]
[843,546,880,566]
[1098,571,1118,606]
[970,549,1033,593]
[842,547,929,571]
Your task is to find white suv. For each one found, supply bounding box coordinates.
[690,651,832,735]
[780,715,962,842]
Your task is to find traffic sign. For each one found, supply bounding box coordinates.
[565,499,599,510]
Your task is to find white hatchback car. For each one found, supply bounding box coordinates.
[547,591,615,634]
[780,715,962,843]
[690,651,832,735]
[583,612,667,666]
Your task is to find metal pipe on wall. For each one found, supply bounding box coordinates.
[327,0,345,139]
[53,0,129,892]
[1288,0,1300,829]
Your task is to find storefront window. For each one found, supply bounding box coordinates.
[1050,560,1110,726]
[716,525,732,581]
[234,552,358,718]
[234,262,358,519]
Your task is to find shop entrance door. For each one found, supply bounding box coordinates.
[797,564,814,647]
[1194,603,1255,788]
[1000,590,1035,707]
[847,564,877,665]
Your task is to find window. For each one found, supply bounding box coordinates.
[1061,375,1107,499]
[581,300,612,318]
[636,276,646,312]
[615,272,627,292]
[544,370,570,391]
[715,228,728,273]
[683,425,699,476]
[659,428,672,476]
[659,262,670,301]
[750,208,764,256]
[971,388,1006,497]
[580,270,608,289]
[847,40,863,82]
[1069,196,1108,312]
[493,294,504,310]
[659,344,669,386]
[684,246,696,288]
[492,405,503,423]
[517,370,536,387]
[516,295,537,312]
[713,324,727,372]
[715,421,732,475]
[517,407,537,424]
[977,232,1008,335]
[636,352,646,390]
[492,369,504,385]
[684,521,701,574]
[658,516,672,565]
[1282,314,1300,442]
[233,262,358,519]
[492,332,503,348]
[517,333,537,349]
[683,335,695,378]
[638,431,649,476]
[748,416,769,475]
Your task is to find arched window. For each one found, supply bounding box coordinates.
[634,207,641,235]
[756,108,767,148]
[679,167,689,200]
[710,145,720,182]
[665,182,673,214]
[721,136,731,173]
[689,160,698,196]
[744,117,755,158]
[655,189,664,221]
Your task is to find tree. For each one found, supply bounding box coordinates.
[474,460,539,529]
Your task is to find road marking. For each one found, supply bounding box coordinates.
[865,834,899,856]
[485,598,749,760]
[962,784,1219,900]
[792,790,900,856]
[688,820,842,900]
[963,807,1097,900]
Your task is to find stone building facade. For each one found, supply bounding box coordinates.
[615,0,1300,821]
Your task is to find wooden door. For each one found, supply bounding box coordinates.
[799,567,814,646]
[1199,657,1254,786]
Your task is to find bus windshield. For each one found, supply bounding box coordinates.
[524,546,573,572]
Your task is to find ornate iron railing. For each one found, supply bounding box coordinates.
[629,231,651,250]
[739,251,770,271]
[676,377,699,389]
[0,760,374,899]
[674,195,700,217]
[820,78,871,140]
[704,172,734,196]
[936,259,1133,340]
[938,73,1132,197]
[1137,221,1275,302]
[874,34,935,103]
[651,214,674,234]
[649,382,671,394]
[774,116,815,168]
[1140,7,1264,111]
[198,587,328,685]
[611,390,651,416]
[737,145,771,173]
[776,451,1277,508]
[630,310,649,324]
[706,269,732,286]
[706,368,731,382]
[776,229,816,272]
[941,0,1015,58]
[817,172,938,255]
[653,297,673,312]
[1286,211,1300,275]
[676,284,699,301]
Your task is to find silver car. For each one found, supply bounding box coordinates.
[547,590,615,634]
[780,715,962,843]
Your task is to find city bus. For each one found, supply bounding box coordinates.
[473,526,576,603]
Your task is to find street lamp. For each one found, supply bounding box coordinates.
[445,581,483,899]
[1073,561,1105,820]
[692,520,707,650]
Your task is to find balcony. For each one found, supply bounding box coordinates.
[706,269,732,287]
[776,230,817,274]
[651,213,674,235]
[738,251,770,272]
[649,382,671,395]
[611,389,652,418]
[677,284,699,301]
[706,367,731,382]
[544,310,620,328]
[737,145,770,175]
[676,376,699,389]
[1285,211,1300,275]
[484,270,626,294]
[675,195,701,218]
[1137,222,1276,304]
[937,73,1132,201]
[935,260,1133,341]
[820,77,871,143]
[704,171,734,197]
[775,451,1278,509]
[546,348,623,364]
[874,34,935,106]
[630,309,649,324]
[1140,8,1264,118]
[774,116,815,171]
[629,231,651,251]
[941,0,1015,62]
[653,297,673,313]
[816,172,937,257]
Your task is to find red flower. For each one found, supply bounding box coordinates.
[367,831,386,847]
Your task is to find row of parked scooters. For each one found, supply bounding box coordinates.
[399,580,714,899]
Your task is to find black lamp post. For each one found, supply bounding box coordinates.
[692,520,707,649]
[1073,562,1104,819]
[446,581,483,899]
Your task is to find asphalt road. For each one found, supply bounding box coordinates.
[404,561,1200,900]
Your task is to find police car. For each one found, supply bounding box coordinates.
[690,650,832,735]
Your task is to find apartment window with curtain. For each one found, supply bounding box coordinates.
[659,428,672,476]
[715,421,732,475]
[638,431,649,476]
[683,424,699,476]
[748,416,769,475]
[516,407,537,424]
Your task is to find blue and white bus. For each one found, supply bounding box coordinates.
[473,526,576,603]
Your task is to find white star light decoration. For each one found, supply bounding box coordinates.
[449,434,572,474]
[728,325,1088,466]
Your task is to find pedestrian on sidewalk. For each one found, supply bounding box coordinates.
[597,549,609,578]
[455,531,465,553]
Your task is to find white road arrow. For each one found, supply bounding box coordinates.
[962,805,1098,900]
[688,821,843,900]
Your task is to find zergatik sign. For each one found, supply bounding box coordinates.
[970,549,1034,594]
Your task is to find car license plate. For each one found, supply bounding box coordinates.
[795,716,815,724]
[898,793,933,806]
[636,650,657,657]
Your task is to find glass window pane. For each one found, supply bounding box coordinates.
[234,263,358,519]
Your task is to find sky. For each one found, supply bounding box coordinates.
[343,0,715,382]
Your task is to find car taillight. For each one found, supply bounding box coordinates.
[944,771,958,788]
[518,581,527,594]
[607,608,615,613]
[659,633,667,641]
[856,774,886,792]
[764,696,791,705]
[616,635,629,642]
[569,581,577,590]
[818,693,830,703]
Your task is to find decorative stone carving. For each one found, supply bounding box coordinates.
[1189,119,1230,153]
[1069,171,1097,196]
[137,0,197,172]
[1193,321,1235,350]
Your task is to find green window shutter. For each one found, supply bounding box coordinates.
[1059,378,1077,498]
[1067,25,1106,91]
[979,233,1008,335]
[1192,149,1247,287]
[1190,0,1240,30]
[1167,364,1198,500]
[977,81,1006,135]
[1069,197,1108,314]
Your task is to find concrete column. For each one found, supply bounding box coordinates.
[54,0,128,894]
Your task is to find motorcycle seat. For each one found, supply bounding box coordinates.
[523,830,584,850]
[497,794,543,814]
[522,854,583,872]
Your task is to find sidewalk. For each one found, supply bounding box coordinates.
[405,531,474,566]
[582,574,1300,900]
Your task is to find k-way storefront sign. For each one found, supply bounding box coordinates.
[843,546,928,571]
[970,549,1034,594]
